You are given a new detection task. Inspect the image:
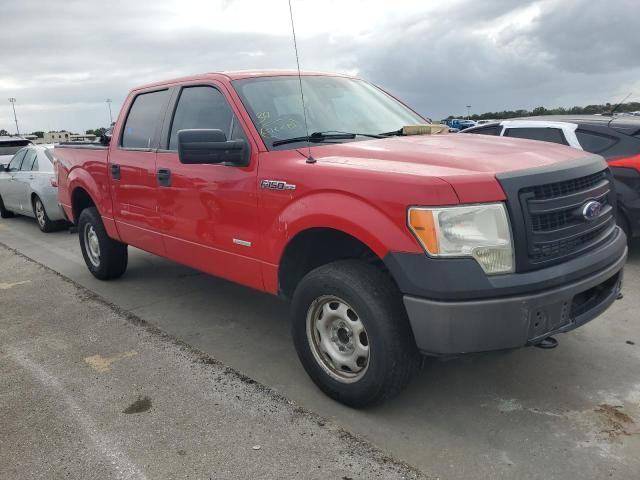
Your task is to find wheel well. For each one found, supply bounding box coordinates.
[30,192,38,207]
[71,188,96,223]
[278,228,387,299]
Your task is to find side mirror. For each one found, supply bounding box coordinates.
[0,164,7,172]
[177,129,249,167]
[100,128,112,146]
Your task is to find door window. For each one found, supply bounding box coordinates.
[575,130,617,153]
[7,149,27,171]
[504,127,569,145]
[21,149,37,171]
[121,89,170,149]
[468,125,500,136]
[168,86,244,150]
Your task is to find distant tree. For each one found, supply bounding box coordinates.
[447,101,640,121]
[0,128,9,136]
[86,129,95,135]
[31,131,44,138]
[94,127,107,137]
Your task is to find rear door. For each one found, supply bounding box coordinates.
[155,82,262,289]
[13,148,38,214]
[110,88,171,256]
[0,149,28,210]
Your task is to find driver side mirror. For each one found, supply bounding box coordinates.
[177,129,249,167]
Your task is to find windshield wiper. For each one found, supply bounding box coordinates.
[271,131,384,147]
[378,128,404,137]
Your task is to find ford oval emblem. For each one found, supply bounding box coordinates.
[581,200,602,221]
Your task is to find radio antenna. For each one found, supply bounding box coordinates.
[288,0,315,163]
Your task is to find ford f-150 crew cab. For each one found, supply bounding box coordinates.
[55,71,627,407]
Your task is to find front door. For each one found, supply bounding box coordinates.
[155,83,262,290]
[109,88,171,256]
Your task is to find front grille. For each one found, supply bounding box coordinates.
[519,169,616,268]
[527,171,607,200]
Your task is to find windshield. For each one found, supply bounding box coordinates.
[233,76,426,150]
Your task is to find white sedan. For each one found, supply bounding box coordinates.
[0,144,67,232]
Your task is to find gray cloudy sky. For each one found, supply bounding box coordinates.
[1,0,639,134]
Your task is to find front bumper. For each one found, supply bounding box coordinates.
[390,228,627,355]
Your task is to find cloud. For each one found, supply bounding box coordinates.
[0,0,638,133]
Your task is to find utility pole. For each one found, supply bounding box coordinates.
[8,98,20,136]
[466,105,472,120]
[106,98,113,125]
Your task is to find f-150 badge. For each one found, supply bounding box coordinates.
[261,180,296,191]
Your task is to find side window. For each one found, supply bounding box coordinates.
[575,130,617,153]
[168,86,242,150]
[504,127,569,145]
[8,149,27,171]
[21,150,37,171]
[469,125,500,136]
[121,89,170,149]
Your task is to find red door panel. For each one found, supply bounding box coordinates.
[156,152,261,289]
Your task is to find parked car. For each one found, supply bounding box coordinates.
[462,116,640,239]
[443,118,477,130]
[0,144,67,232]
[55,71,626,406]
[0,137,33,167]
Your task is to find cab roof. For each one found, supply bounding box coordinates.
[133,70,354,91]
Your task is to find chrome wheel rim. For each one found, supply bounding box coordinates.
[84,224,101,267]
[306,295,370,383]
[35,199,45,227]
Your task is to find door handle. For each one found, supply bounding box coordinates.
[157,168,171,187]
[111,164,121,180]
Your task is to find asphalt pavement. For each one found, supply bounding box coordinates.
[1,215,639,479]
[0,244,424,480]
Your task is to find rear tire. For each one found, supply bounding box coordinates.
[290,260,421,407]
[33,195,56,233]
[0,195,14,218]
[78,207,128,280]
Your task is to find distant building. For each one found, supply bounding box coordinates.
[44,131,97,143]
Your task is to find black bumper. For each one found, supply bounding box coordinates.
[385,227,627,355]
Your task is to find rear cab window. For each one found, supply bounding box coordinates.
[504,127,569,145]
[121,89,170,149]
[0,139,32,156]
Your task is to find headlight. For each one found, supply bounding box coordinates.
[408,203,514,274]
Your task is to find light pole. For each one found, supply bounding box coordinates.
[466,105,472,120]
[106,98,113,125]
[8,98,20,136]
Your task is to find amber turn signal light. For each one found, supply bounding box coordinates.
[408,208,439,254]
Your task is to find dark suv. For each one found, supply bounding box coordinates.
[463,115,640,239]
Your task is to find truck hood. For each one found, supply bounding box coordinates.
[305,134,590,203]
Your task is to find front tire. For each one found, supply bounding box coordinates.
[78,207,128,280]
[291,260,421,407]
[33,195,56,233]
[0,195,14,218]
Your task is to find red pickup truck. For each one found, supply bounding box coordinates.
[55,71,627,406]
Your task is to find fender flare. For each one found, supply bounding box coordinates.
[267,191,422,265]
